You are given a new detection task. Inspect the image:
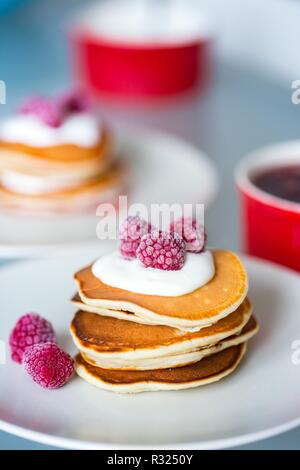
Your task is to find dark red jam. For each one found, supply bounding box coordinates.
[252,165,300,203]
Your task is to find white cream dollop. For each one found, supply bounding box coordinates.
[92,250,215,297]
[0,112,101,148]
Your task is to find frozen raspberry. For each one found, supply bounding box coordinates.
[137,230,186,270]
[119,216,152,259]
[20,96,45,115]
[119,239,141,259]
[23,342,74,389]
[57,89,90,113]
[171,217,206,253]
[9,313,56,364]
[20,96,62,127]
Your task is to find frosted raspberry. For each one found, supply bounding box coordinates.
[20,96,62,127]
[20,96,45,115]
[171,217,206,253]
[119,216,152,259]
[23,343,74,389]
[57,89,90,113]
[137,230,186,270]
[119,239,140,259]
[9,313,56,364]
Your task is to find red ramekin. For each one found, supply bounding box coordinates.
[69,1,213,101]
[235,141,300,272]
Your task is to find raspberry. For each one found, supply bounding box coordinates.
[171,217,206,253]
[23,343,74,389]
[20,96,45,115]
[20,91,90,128]
[137,230,186,271]
[20,96,62,127]
[9,313,56,364]
[57,89,90,113]
[119,216,152,259]
[38,102,62,127]
[120,239,141,259]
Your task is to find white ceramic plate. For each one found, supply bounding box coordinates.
[0,254,300,449]
[0,128,218,258]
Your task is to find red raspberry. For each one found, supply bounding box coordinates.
[20,96,62,127]
[119,239,141,260]
[20,96,46,115]
[57,89,90,113]
[9,313,56,364]
[119,216,152,259]
[171,217,206,253]
[38,102,62,127]
[137,230,186,271]
[23,343,74,389]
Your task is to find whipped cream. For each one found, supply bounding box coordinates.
[92,250,215,297]
[0,112,101,148]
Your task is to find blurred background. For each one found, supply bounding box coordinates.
[1,0,300,250]
[1,0,300,449]
[3,0,300,249]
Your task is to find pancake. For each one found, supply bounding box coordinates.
[74,250,248,330]
[0,161,127,215]
[0,127,113,167]
[0,149,115,197]
[72,293,179,328]
[79,315,257,370]
[70,298,253,368]
[0,129,118,199]
[75,343,247,393]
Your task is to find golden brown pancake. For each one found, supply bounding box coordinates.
[70,297,252,356]
[0,127,112,165]
[79,315,258,370]
[74,250,248,330]
[75,343,247,393]
[0,161,127,214]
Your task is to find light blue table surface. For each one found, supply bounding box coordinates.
[0,0,300,450]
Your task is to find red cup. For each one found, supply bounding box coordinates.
[235,141,300,272]
[69,1,213,101]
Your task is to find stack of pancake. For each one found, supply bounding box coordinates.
[70,250,258,393]
[0,101,125,215]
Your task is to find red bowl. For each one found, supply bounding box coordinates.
[235,141,300,272]
[69,2,213,101]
